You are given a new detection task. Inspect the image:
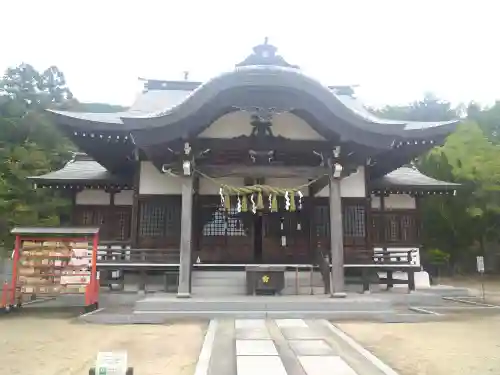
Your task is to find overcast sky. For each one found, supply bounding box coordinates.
[2,0,499,108]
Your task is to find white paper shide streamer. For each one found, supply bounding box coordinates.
[250,194,256,214]
[297,190,304,210]
[236,195,242,212]
[219,187,225,207]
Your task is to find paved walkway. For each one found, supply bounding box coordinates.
[202,318,395,375]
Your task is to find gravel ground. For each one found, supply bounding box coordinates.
[0,313,206,375]
[338,314,500,375]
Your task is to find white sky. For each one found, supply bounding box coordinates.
[2,0,499,108]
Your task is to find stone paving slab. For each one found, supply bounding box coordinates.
[236,339,278,356]
[207,319,236,375]
[237,356,288,375]
[236,327,271,339]
[289,340,336,356]
[275,319,309,328]
[298,356,358,375]
[280,326,324,340]
[236,319,267,329]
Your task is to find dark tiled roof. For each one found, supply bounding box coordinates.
[48,87,195,127]
[47,65,459,140]
[29,155,131,186]
[371,167,460,190]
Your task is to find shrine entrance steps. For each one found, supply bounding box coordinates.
[191,270,325,296]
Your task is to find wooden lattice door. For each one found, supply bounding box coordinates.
[197,196,254,263]
[261,210,310,264]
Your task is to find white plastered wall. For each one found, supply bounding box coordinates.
[114,190,133,205]
[370,194,416,209]
[198,112,326,140]
[75,189,110,205]
[199,177,311,196]
[316,166,366,198]
[264,178,310,196]
[199,177,245,195]
[139,161,182,195]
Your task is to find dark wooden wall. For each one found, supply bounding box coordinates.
[73,194,420,264]
[73,205,131,241]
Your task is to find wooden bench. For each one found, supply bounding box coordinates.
[345,249,420,293]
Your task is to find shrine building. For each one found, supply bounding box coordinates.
[31,41,460,297]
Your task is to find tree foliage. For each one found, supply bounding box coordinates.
[376,94,500,270]
[0,64,77,252]
[0,63,125,254]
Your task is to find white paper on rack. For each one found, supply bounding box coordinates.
[60,274,90,285]
[69,258,90,267]
[72,248,89,257]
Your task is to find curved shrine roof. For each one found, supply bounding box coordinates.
[47,40,459,149]
[29,153,132,187]
[48,70,459,154]
[371,167,460,191]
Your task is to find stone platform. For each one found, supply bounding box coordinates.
[38,285,467,323]
[131,294,395,320]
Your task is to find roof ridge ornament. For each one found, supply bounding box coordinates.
[236,38,299,69]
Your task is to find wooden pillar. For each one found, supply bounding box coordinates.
[329,175,346,297]
[177,176,194,298]
[69,189,78,225]
[364,168,373,263]
[130,157,141,248]
[190,176,200,293]
[380,193,387,251]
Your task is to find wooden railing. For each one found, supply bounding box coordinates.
[97,241,180,265]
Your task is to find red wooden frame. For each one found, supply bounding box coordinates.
[6,232,100,310]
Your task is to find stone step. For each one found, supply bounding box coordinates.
[191,285,246,296]
[134,295,392,312]
[282,286,325,295]
[130,310,402,320]
[192,271,246,279]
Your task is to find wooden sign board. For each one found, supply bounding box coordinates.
[476,256,485,273]
[95,351,128,375]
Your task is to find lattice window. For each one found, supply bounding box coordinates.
[343,205,366,237]
[386,214,399,242]
[314,206,330,238]
[202,205,247,236]
[109,207,131,240]
[139,198,181,238]
[74,206,131,240]
[400,214,416,242]
[81,208,94,225]
[372,212,418,245]
[314,203,366,238]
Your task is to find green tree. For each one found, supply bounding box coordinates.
[467,101,500,144]
[0,63,74,252]
[375,92,458,122]
[419,123,500,268]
